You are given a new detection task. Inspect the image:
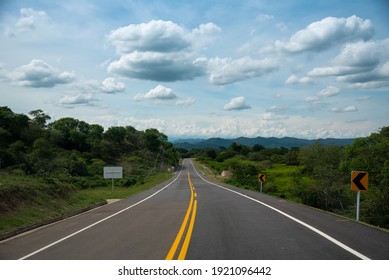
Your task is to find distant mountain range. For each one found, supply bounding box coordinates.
[172,136,355,150]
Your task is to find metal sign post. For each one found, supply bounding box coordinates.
[356,191,361,221]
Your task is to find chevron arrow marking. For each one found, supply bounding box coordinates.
[351,171,368,191]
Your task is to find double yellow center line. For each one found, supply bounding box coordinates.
[165,172,197,260]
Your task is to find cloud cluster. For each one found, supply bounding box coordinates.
[7,59,74,88]
[58,77,126,107]
[107,112,367,139]
[107,20,220,82]
[224,96,251,110]
[276,15,374,53]
[308,39,389,88]
[276,15,389,90]
[105,15,385,90]
[107,20,282,85]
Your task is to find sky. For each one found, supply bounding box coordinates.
[0,0,388,140]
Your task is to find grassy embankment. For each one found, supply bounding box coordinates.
[0,172,172,238]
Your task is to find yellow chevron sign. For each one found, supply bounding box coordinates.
[258,174,266,183]
[351,171,368,192]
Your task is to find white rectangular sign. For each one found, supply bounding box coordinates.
[103,167,123,179]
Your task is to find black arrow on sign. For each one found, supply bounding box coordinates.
[259,174,265,182]
[353,172,367,191]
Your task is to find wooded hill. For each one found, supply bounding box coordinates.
[0,106,179,189]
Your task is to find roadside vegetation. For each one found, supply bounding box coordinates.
[179,127,389,230]
[0,106,178,237]
[1,105,388,235]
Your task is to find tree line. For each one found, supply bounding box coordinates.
[186,127,389,229]
[0,106,179,187]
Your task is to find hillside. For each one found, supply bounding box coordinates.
[173,136,355,150]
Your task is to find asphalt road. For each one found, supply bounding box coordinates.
[1,158,388,260]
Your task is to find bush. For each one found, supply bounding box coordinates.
[122,177,137,187]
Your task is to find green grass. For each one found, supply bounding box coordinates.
[262,164,302,199]
[0,172,173,237]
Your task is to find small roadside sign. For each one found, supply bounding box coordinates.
[258,174,265,193]
[104,166,123,179]
[258,174,266,183]
[104,166,123,192]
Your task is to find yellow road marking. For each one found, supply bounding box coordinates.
[178,200,197,260]
[165,172,197,260]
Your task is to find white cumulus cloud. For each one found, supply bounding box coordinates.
[59,94,98,107]
[108,51,205,82]
[223,96,252,110]
[7,59,74,88]
[276,15,374,53]
[134,85,178,101]
[100,77,126,94]
[208,57,279,85]
[134,85,195,107]
[107,20,220,82]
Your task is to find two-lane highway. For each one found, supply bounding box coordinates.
[1,159,388,260]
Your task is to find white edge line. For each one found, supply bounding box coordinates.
[19,168,183,260]
[190,159,370,260]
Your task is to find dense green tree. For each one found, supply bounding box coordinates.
[205,148,218,160]
[125,125,143,150]
[50,118,85,150]
[0,106,29,144]
[143,128,167,153]
[228,160,258,189]
[296,143,350,211]
[252,144,265,152]
[29,109,51,129]
[8,140,26,165]
[104,126,127,144]
[342,126,389,227]
[29,138,57,174]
